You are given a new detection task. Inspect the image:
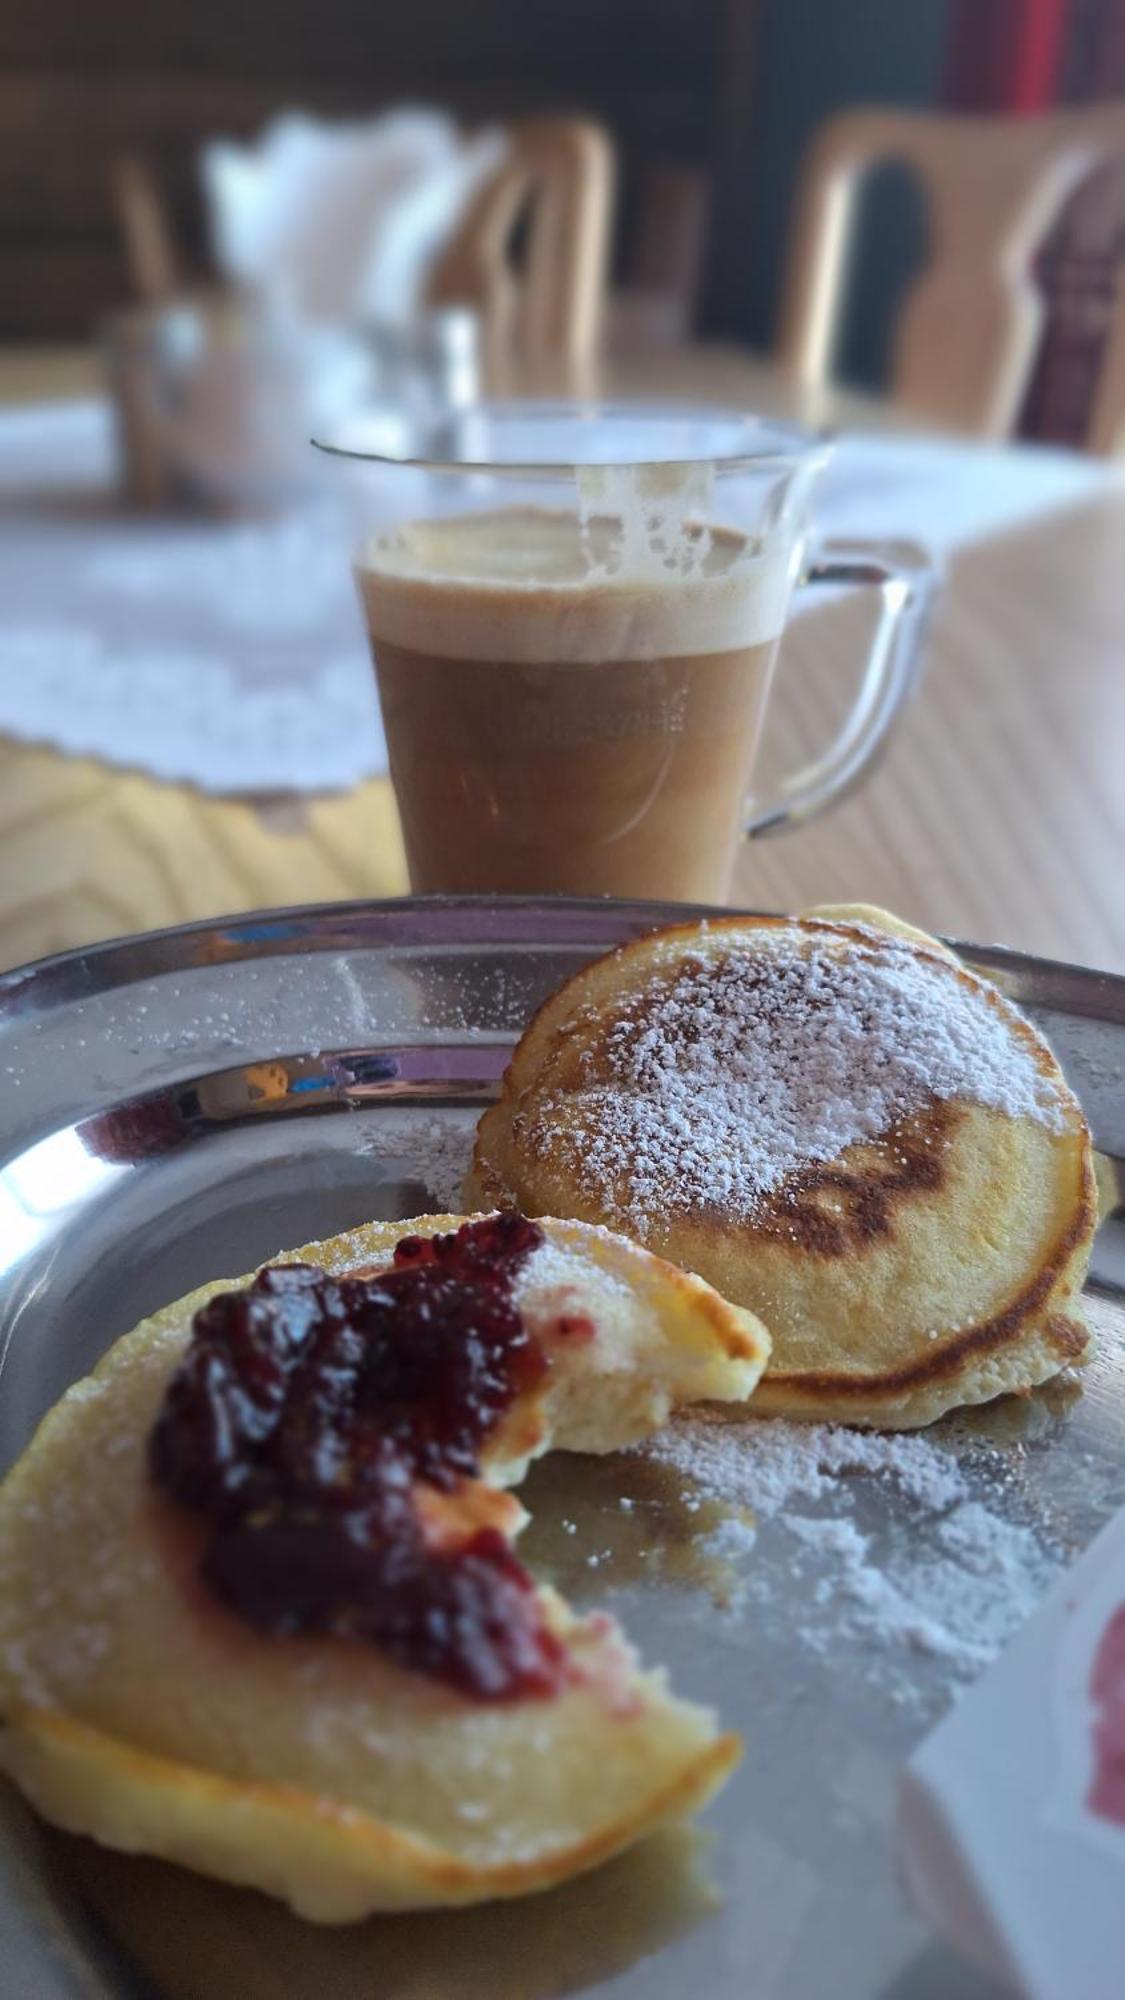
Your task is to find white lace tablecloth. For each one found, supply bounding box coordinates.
[0,401,383,792]
[0,398,1115,796]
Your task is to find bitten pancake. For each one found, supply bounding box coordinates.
[0,1215,764,1921]
[276,1212,768,1477]
[469,909,1096,1429]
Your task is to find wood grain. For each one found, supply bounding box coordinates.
[0,345,1120,976]
[0,742,406,970]
[734,491,1125,970]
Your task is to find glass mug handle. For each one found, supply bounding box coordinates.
[745,538,938,838]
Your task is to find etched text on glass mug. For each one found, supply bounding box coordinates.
[317,405,934,900]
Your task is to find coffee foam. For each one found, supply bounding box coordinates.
[357,503,792,664]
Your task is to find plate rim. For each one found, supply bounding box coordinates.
[2,894,1123,1027]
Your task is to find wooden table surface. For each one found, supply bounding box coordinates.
[1,343,1122,976]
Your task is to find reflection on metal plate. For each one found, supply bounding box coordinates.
[0,896,1122,2000]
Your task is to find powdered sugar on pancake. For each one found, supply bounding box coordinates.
[530,926,1072,1228]
[513,1234,632,1313]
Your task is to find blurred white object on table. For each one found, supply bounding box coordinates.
[103,294,375,511]
[201,109,506,327]
[365,307,481,417]
[102,106,504,510]
[899,1501,1125,1998]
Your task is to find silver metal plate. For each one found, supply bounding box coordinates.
[1,896,1122,1999]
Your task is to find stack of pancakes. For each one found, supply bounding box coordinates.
[470,906,1096,1429]
[0,904,1097,1921]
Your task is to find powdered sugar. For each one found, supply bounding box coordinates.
[513,1235,632,1312]
[405,1116,477,1212]
[350,1110,476,1214]
[533,926,1069,1226]
[332,1105,1062,1690]
[785,1503,1055,1674]
[640,1413,969,1518]
[636,1413,1059,1687]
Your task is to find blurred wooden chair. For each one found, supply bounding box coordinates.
[776,104,1125,441]
[113,117,614,369]
[426,118,614,365]
[1087,270,1125,455]
[112,157,181,306]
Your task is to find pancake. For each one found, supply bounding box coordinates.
[0,1214,766,1921]
[468,908,1096,1429]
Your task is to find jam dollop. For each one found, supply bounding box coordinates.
[149,1213,567,1700]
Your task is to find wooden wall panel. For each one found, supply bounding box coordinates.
[0,0,734,341]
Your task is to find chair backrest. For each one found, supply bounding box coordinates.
[1087,267,1125,456]
[776,104,1125,440]
[426,118,615,364]
[112,157,180,306]
[113,117,614,368]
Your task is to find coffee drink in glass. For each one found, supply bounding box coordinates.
[320,405,932,900]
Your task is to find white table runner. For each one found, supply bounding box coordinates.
[0,398,1115,795]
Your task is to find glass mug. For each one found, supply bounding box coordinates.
[316,403,934,900]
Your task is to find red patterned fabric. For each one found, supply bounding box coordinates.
[944,0,1125,443]
[944,0,1070,112]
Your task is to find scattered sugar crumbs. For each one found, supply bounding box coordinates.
[635,1413,1061,1698]
[344,1110,1063,1698]
[350,1110,479,1213]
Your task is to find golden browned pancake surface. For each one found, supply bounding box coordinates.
[469,910,1096,1428]
[0,1215,763,1919]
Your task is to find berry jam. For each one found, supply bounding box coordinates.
[149,1213,567,1700]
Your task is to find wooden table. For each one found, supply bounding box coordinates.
[1,344,1122,976]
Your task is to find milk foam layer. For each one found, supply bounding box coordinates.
[358,505,791,664]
